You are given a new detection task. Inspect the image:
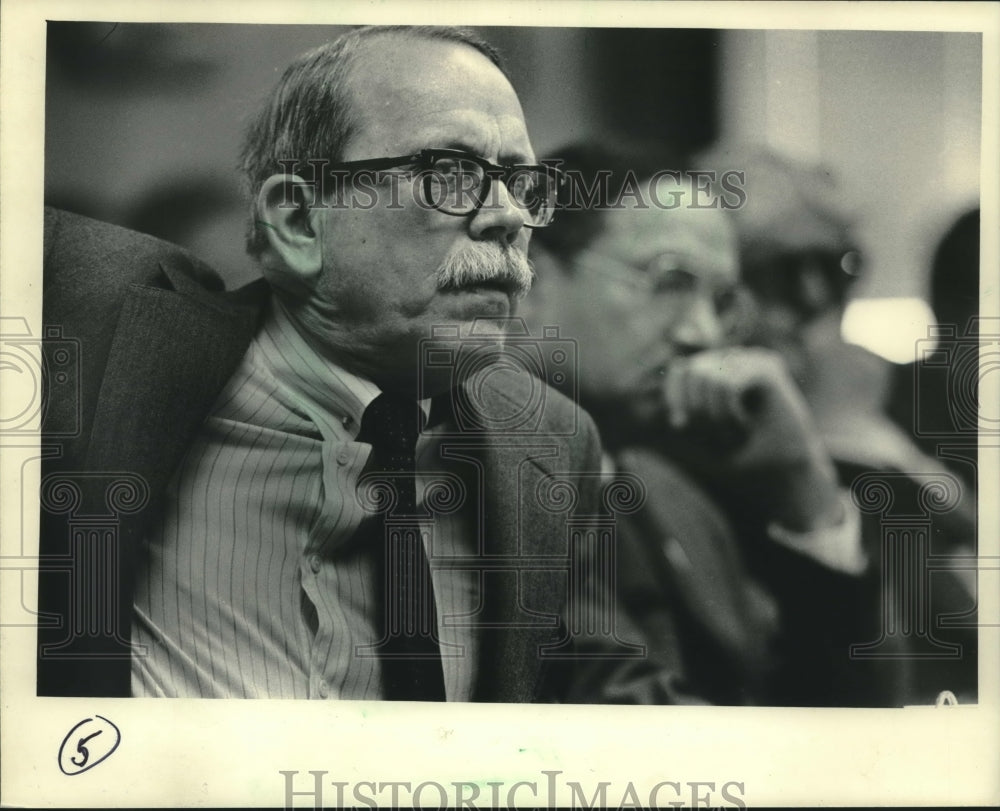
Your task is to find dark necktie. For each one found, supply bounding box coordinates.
[357,392,446,701]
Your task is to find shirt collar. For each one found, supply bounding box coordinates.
[257,298,430,439]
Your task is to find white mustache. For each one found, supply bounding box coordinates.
[435,241,534,299]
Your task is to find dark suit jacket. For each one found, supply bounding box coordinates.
[568,443,978,707]
[38,207,603,701]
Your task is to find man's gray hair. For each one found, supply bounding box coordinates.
[238,25,507,257]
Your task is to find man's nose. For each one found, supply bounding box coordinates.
[667,292,726,351]
[467,178,526,244]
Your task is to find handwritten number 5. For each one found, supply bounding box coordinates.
[58,716,120,775]
[70,730,103,768]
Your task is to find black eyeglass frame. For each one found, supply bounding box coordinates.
[291,148,565,228]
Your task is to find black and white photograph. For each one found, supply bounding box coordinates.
[1,1,998,807]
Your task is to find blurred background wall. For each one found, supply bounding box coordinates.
[44,23,981,359]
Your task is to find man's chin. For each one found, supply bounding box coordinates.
[409,319,511,400]
[439,285,513,319]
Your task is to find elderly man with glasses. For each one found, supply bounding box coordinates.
[38,26,605,702]
[520,143,909,706]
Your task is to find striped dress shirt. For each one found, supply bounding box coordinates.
[131,299,478,699]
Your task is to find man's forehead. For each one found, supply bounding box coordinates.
[595,183,740,277]
[604,186,737,245]
[342,35,532,160]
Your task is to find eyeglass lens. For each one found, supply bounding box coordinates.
[419,154,557,226]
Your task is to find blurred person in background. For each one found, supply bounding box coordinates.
[881,208,982,705]
[702,146,977,702]
[520,143,902,706]
[697,145,924,475]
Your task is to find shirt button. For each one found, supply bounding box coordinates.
[318,680,329,699]
[336,449,351,465]
[308,554,322,573]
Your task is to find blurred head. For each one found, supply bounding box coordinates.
[930,208,979,335]
[699,145,862,351]
[525,144,742,428]
[240,26,538,393]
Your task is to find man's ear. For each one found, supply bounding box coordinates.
[256,174,324,292]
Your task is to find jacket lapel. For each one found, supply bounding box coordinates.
[469,427,575,702]
[86,278,266,498]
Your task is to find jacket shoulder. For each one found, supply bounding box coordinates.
[43,206,226,299]
[40,208,266,469]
